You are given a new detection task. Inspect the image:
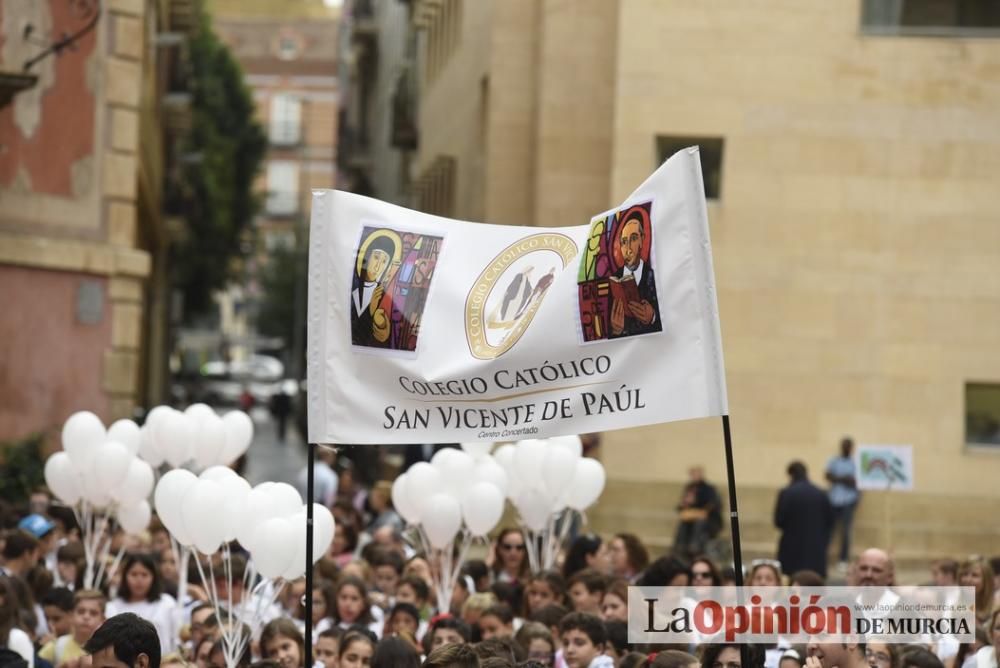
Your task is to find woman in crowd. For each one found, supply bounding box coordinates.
[607,534,649,583]
[749,559,783,587]
[690,556,722,588]
[491,529,530,584]
[562,535,611,580]
[106,553,177,653]
[424,614,472,654]
[958,556,995,626]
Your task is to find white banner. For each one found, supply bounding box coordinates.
[307,148,727,444]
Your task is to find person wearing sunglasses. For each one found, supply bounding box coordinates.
[491,528,529,584]
[690,557,722,588]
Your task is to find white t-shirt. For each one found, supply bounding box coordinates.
[107,594,179,654]
[7,628,34,664]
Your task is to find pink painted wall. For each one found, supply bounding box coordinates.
[0,265,111,448]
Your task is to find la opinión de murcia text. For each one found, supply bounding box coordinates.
[381,355,646,433]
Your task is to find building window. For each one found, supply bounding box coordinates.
[266,161,299,216]
[862,0,1000,35]
[269,94,302,146]
[966,383,1000,447]
[656,136,724,200]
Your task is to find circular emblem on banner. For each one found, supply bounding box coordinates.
[465,233,578,360]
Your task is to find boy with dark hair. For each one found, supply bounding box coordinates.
[39,589,106,666]
[559,612,611,668]
[83,613,159,668]
[40,587,75,639]
[315,628,342,668]
[1,530,40,578]
[566,570,606,616]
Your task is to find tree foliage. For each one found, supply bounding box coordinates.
[171,14,266,317]
[256,244,301,345]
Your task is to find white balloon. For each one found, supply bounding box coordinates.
[471,457,508,497]
[62,411,106,469]
[406,462,444,519]
[181,479,228,554]
[548,434,583,459]
[516,487,551,531]
[439,450,476,500]
[251,517,298,579]
[44,452,82,504]
[218,475,251,542]
[514,439,547,491]
[421,493,462,549]
[461,442,493,458]
[541,447,578,506]
[162,411,197,468]
[107,420,142,457]
[566,458,606,511]
[113,458,155,505]
[391,474,419,524]
[311,504,335,563]
[268,482,303,517]
[199,465,236,481]
[137,425,164,467]
[82,474,113,508]
[462,482,505,536]
[117,501,152,535]
[193,413,228,469]
[236,483,279,551]
[430,447,458,471]
[154,469,198,544]
[91,441,131,489]
[219,411,254,464]
[148,407,178,463]
[280,512,308,581]
[184,403,216,423]
[493,444,517,477]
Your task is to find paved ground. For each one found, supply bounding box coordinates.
[241,406,308,486]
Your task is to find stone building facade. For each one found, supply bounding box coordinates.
[402,0,1000,563]
[0,0,193,445]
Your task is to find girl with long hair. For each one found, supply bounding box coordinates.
[106,553,177,653]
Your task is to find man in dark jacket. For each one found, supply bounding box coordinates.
[774,460,834,578]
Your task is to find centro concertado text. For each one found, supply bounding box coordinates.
[627,587,975,644]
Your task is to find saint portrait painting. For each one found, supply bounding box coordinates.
[577,202,662,342]
[350,226,444,352]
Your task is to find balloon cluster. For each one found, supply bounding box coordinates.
[388,435,606,603]
[154,469,334,579]
[45,411,160,588]
[137,403,254,470]
[391,445,508,611]
[493,436,605,572]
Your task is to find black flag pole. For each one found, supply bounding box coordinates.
[304,442,316,668]
[722,415,744,583]
[721,415,749,665]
